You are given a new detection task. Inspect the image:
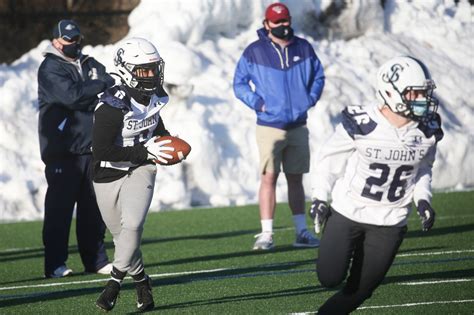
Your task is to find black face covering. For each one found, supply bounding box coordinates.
[62,42,82,59]
[270,25,294,41]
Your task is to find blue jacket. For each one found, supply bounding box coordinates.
[38,45,114,163]
[233,28,325,129]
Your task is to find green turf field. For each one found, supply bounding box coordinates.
[0,190,473,314]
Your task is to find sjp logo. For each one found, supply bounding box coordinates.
[382,63,404,83]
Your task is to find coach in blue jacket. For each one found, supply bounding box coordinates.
[38,20,114,278]
[234,3,325,250]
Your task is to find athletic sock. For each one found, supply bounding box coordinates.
[292,214,307,235]
[261,219,273,234]
[111,266,126,284]
[132,270,147,283]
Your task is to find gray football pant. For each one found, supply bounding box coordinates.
[93,164,156,276]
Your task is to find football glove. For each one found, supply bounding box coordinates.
[145,137,174,164]
[417,199,435,232]
[309,199,330,234]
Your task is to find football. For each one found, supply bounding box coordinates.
[154,135,191,165]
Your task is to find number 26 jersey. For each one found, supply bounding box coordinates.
[311,104,443,226]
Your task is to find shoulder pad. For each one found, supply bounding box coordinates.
[418,113,444,142]
[341,105,377,139]
[99,86,131,111]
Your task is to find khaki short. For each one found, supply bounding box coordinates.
[256,125,310,174]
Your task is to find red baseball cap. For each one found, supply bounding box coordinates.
[265,3,291,23]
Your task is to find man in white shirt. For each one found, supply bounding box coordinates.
[309,56,443,314]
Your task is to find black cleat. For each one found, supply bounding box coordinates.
[96,280,121,312]
[135,276,154,312]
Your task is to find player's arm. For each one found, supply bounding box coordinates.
[309,124,355,233]
[152,118,171,137]
[413,115,443,231]
[413,145,436,204]
[413,145,437,231]
[311,124,355,201]
[92,103,148,164]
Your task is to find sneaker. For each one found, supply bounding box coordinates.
[253,232,274,250]
[135,276,154,312]
[46,265,73,278]
[96,263,113,275]
[96,280,121,311]
[293,229,320,248]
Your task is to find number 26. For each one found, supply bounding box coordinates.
[362,163,413,202]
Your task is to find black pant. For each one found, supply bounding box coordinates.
[42,155,109,276]
[317,210,407,314]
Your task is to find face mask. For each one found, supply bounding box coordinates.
[62,42,82,59]
[270,25,294,40]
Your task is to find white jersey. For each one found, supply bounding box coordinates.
[311,104,443,227]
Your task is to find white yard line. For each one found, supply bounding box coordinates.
[290,299,474,315]
[356,299,474,310]
[398,278,473,285]
[0,247,38,254]
[0,267,231,291]
[396,249,474,257]
[0,278,106,291]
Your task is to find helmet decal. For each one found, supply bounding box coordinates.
[114,48,124,66]
[382,63,404,84]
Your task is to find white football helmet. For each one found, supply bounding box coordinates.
[376,56,438,122]
[114,37,165,95]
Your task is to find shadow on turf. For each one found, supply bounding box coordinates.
[2,266,473,310]
[0,281,136,309]
[155,285,327,311]
[140,228,260,245]
[154,268,474,311]
[0,283,327,312]
[3,221,472,263]
[147,244,315,268]
[155,257,315,286]
[0,228,264,264]
[404,223,474,238]
[0,246,79,263]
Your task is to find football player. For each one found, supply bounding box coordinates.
[92,38,176,312]
[309,56,443,314]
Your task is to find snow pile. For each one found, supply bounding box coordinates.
[0,0,472,221]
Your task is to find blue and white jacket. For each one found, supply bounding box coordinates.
[233,28,325,130]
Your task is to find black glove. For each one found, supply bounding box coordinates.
[417,199,435,231]
[309,199,330,234]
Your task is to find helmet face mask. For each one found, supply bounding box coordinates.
[377,56,438,123]
[114,38,165,96]
[401,81,438,121]
[130,60,164,92]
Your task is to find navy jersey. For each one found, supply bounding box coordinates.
[92,85,170,182]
